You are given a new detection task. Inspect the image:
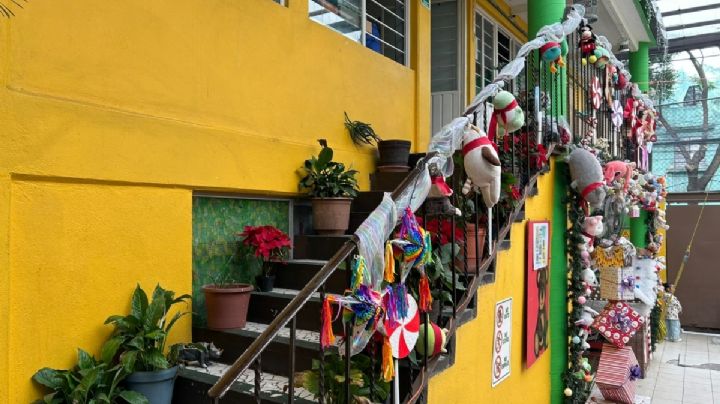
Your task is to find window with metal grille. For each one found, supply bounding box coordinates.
[308,0,407,65]
[272,0,286,5]
[475,11,521,94]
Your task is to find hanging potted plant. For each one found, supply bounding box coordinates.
[299,140,359,235]
[201,242,255,330]
[102,284,190,404]
[345,112,412,172]
[239,225,292,292]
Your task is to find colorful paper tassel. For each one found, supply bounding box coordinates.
[382,336,395,382]
[320,296,336,349]
[419,273,433,313]
[384,284,408,326]
[384,242,395,283]
[350,255,367,291]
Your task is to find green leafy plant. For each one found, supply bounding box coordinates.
[299,140,359,198]
[32,349,148,404]
[294,352,390,404]
[344,112,382,146]
[102,284,191,373]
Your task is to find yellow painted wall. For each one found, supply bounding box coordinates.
[429,169,555,403]
[0,0,430,401]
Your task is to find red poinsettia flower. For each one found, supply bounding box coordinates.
[239,225,292,262]
[415,216,464,246]
[510,185,522,201]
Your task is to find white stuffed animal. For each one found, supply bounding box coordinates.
[581,267,597,296]
[462,124,501,208]
[630,256,659,316]
[574,306,599,350]
[577,216,603,267]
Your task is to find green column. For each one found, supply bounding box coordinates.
[550,161,568,404]
[529,2,568,403]
[629,42,650,246]
[630,211,648,248]
[629,42,650,92]
[528,0,567,117]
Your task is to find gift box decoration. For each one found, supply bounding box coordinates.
[593,245,630,270]
[596,344,640,404]
[599,267,636,301]
[592,301,645,348]
[627,319,650,377]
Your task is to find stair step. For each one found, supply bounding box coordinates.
[348,211,370,233]
[175,363,316,404]
[193,324,320,378]
[274,259,346,294]
[293,235,353,261]
[351,191,385,212]
[370,171,409,192]
[248,288,344,334]
[497,239,511,251]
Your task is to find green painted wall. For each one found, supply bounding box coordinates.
[549,160,568,404]
[192,196,290,326]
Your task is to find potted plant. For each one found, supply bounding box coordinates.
[299,140,359,235]
[102,284,190,404]
[345,112,412,171]
[33,349,149,404]
[239,225,292,292]
[202,241,255,330]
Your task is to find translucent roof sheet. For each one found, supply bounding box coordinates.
[659,0,720,39]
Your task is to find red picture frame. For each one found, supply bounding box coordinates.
[526,220,551,368]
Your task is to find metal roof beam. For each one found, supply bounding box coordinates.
[662,3,720,17]
[666,19,720,32]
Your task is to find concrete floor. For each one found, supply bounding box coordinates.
[587,331,720,403]
[635,331,720,403]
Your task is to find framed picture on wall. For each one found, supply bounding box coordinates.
[526,220,551,368]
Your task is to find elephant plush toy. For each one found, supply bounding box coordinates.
[567,148,607,212]
[462,125,501,208]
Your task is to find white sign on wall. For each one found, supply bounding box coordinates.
[491,297,512,387]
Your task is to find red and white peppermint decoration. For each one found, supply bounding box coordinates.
[384,294,420,358]
[590,76,602,110]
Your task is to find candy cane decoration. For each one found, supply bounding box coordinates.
[611,100,623,128]
[590,76,602,110]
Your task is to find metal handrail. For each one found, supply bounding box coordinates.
[207,151,438,399]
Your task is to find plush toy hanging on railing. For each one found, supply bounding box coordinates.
[578,24,597,65]
[462,124,502,208]
[488,91,524,144]
[540,41,565,73]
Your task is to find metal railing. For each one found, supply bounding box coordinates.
[208,33,632,404]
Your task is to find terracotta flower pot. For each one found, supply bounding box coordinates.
[312,197,352,235]
[202,283,254,330]
[464,223,486,273]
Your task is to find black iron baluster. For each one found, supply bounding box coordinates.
[475,193,481,271]
[451,213,457,319]
[369,337,375,401]
[254,355,262,404]
[287,316,296,404]
[318,285,326,404]
[344,256,352,404]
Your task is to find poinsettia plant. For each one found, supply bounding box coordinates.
[239,225,292,277]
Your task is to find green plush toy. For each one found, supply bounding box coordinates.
[491,91,525,139]
[415,320,448,357]
[590,46,611,69]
